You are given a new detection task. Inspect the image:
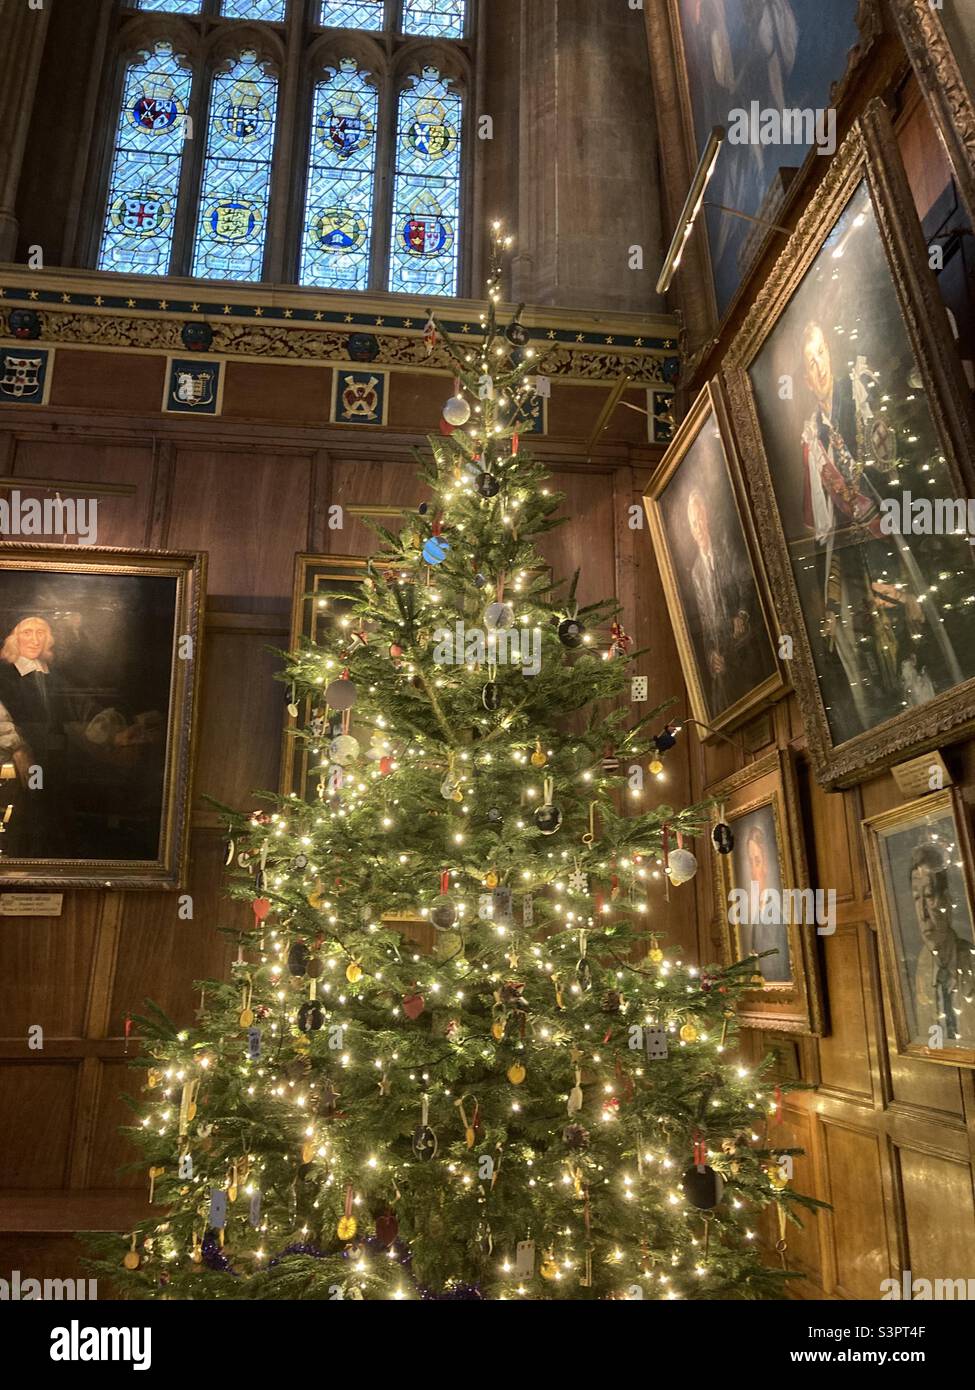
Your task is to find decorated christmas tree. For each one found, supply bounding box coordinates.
[94,229,819,1301]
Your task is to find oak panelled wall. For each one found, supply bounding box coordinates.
[0,349,689,1283]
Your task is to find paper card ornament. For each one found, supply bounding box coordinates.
[514,1240,536,1277]
[247,1026,262,1059]
[522,893,534,927]
[644,1027,668,1060]
[208,1189,228,1228]
[492,886,514,926]
[249,1190,262,1228]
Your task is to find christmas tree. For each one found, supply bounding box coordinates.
[94,228,819,1301]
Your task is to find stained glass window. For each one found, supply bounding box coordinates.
[221,0,288,19]
[191,51,278,281]
[402,0,465,39]
[319,1,384,31]
[134,0,203,13]
[97,41,192,275]
[388,67,461,296]
[299,60,378,290]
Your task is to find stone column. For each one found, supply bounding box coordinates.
[0,0,53,262]
[482,0,665,313]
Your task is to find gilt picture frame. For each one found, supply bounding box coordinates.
[0,544,205,889]
[710,749,825,1035]
[862,788,975,1069]
[724,102,975,788]
[644,379,788,737]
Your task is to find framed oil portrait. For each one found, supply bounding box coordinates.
[711,750,824,1034]
[281,554,379,802]
[892,0,975,226]
[667,0,879,324]
[0,545,205,889]
[644,380,787,736]
[862,789,975,1068]
[725,102,975,788]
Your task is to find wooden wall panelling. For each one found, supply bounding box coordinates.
[6,435,153,550]
[0,1063,78,1188]
[819,1120,892,1300]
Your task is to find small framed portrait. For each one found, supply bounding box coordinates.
[862,789,975,1068]
[0,545,205,888]
[711,749,824,1034]
[725,102,975,787]
[665,0,880,324]
[891,0,975,225]
[644,380,787,736]
[280,554,383,802]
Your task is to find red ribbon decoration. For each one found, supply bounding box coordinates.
[693,1131,707,1171]
[440,869,450,895]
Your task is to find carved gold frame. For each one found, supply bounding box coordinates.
[862,788,975,1069]
[0,543,205,889]
[710,749,824,1036]
[643,379,788,737]
[891,0,975,227]
[725,101,975,788]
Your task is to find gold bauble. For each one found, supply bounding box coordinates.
[122,1251,140,1271]
[485,871,499,889]
[491,1019,505,1042]
[507,1062,527,1085]
[648,948,664,965]
[539,1254,559,1280]
[679,1022,698,1043]
[649,759,664,776]
[301,1140,315,1164]
[239,1008,254,1027]
[337,1215,358,1241]
[346,961,363,983]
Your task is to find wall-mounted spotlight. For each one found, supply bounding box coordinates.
[656,126,725,296]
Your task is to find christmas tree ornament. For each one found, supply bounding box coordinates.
[288,941,309,977]
[608,619,632,658]
[647,935,664,964]
[562,1123,590,1151]
[482,680,501,712]
[649,758,664,776]
[337,1186,358,1241]
[224,836,235,867]
[654,726,678,753]
[297,1000,324,1033]
[291,852,308,871]
[681,1164,724,1211]
[402,990,425,1020]
[507,1062,526,1085]
[329,733,360,767]
[539,1252,559,1281]
[557,616,585,648]
[476,470,500,498]
[478,372,495,400]
[505,316,530,347]
[412,1095,438,1159]
[679,1021,699,1043]
[431,897,458,931]
[667,847,698,886]
[389,642,403,662]
[484,869,499,889]
[486,806,503,826]
[252,897,270,923]
[345,959,362,983]
[534,778,562,835]
[567,1068,584,1115]
[513,1239,536,1278]
[491,1018,506,1042]
[711,821,734,854]
[644,1026,668,1060]
[484,601,514,630]
[325,676,357,710]
[247,1026,261,1059]
[443,392,471,427]
[423,533,449,566]
[530,737,547,768]
[376,1210,399,1246]
[123,1235,140,1271]
[238,980,254,1028]
[423,312,438,354]
[474,572,487,588]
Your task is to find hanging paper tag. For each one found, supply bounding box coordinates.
[249,1190,262,1229]
[644,1027,668,1060]
[208,1189,228,1228]
[247,1026,262,1059]
[514,1240,536,1278]
[492,887,514,926]
[522,893,533,927]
